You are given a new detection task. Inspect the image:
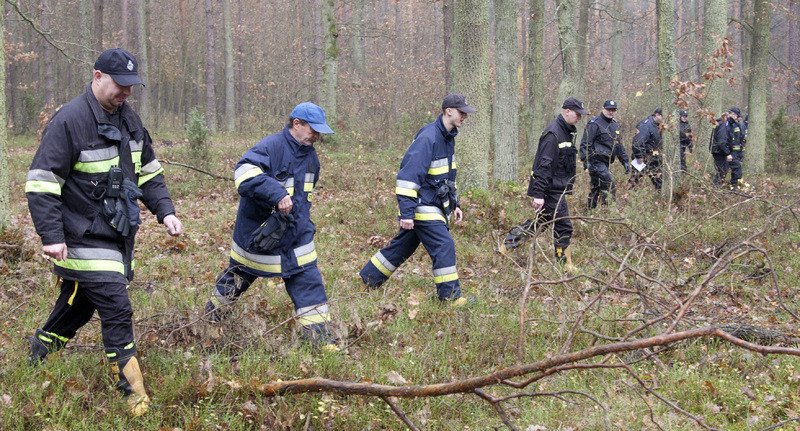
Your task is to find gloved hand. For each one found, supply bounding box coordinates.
[252,212,294,252]
[624,163,630,175]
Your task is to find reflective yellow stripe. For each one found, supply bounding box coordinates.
[67,281,79,305]
[54,258,125,274]
[428,165,449,175]
[558,142,572,148]
[25,180,62,195]
[434,272,459,283]
[297,312,331,326]
[107,352,117,358]
[286,187,295,196]
[732,146,741,151]
[231,249,281,273]
[414,212,446,223]
[45,331,69,343]
[131,151,142,174]
[137,168,164,187]
[124,342,135,349]
[304,182,314,192]
[234,167,263,188]
[370,255,393,276]
[73,157,120,173]
[395,187,418,198]
[37,334,52,343]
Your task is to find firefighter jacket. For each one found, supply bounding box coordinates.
[710,118,732,155]
[631,116,662,159]
[580,114,629,166]
[230,127,320,278]
[25,85,175,283]
[679,120,693,151]
[730,118,744,152]
[527,114,578,199]
[394,115,459,224]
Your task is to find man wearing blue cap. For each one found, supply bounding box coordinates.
[24,48,183,416]
[205,102,338,351]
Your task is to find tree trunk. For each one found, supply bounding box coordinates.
[610,0,623,98]
[92,0,104,52]
[351,0,366,75]
[525,0,544,155]
[121,0,130,48]
[223,0,235,132]
[0,7,9,232]
[451,0,491,190]
[40,0,55,108]
[80,0,92,66]
[492,0,518,181]
[204,0,217,132]
[577,0,590,74]
[137,0,151,126]
[739,0,752,106]
[443,0,454,91]
[697,0,727,170]
[746,0,770,174]
[556,0,581,109]
[657,0,680,198]
[321,0,338,123]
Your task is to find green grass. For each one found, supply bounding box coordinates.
[2,132,799,430]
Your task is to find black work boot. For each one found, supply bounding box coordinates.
[27,329,66,365]
[301,323,340,353]
[203,300,231,323]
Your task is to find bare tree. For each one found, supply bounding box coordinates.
[492,0,519,182]
[204,0,217,132]
[746,0,770,174]
[92,0,103,52]
[610,0,623,99]
[0,5,9,232]
[223,0,235,132]
[697,0,728,170]
[525,0,545,155]
[656,0,680,198]
[137,0,151,126]
[321,0,338,122]
[556,0,582,108]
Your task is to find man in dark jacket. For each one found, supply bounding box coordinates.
[360,94,472,305]
[204,102,339,351]
[678,110,694,171]
[628,108,664,190]
[580,100,629,209]
[24,48,183,416]
[502,97,587,268]
[728,107,745,189]
[710,112,734,186]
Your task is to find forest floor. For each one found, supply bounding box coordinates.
[1,133,800,431]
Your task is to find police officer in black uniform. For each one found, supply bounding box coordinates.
[728,107,745,189]
[503,97,587,268]
[710,112,733,186]
[629,108,664,190]
[580,100,630,209]
[678,110,693,171]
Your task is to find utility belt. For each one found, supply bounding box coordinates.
[95,166,142,238]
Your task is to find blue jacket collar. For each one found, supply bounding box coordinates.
[283,126,313,155]
[436,115,459,141]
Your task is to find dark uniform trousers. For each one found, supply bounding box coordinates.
[359,221,459,301]
[712,153,731,186]
[587,158,615,209]
[731,151,744,184]
[629,154,663,191]
[40,279,134,357]
[538,193,573,251]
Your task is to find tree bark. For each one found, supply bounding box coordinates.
[746,0,770,174]
[0,6,9,232]
[556,0,581,108]
[204,0,217,132]
[321,0,338,123]
[452,0,491,190]
[351,0,366,75]
[137,0,151,126]
[223,0,235,132]
[92,0,104,52]
[656,0,680,198]
[697,0,728,170]
[40,0,55,108]
[610,0,623,98]
[121,0,130,48]
[492,0,519,182]
[443,0,454,91]
[525,0,544,155]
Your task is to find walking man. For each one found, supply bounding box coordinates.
[579,100,630,209]
[629,108,664,191]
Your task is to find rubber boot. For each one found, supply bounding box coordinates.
[301,323,339,353]
[204,299,231,323]
[563,246,578,273]
[27,329,67,365]
[110,356,151,416]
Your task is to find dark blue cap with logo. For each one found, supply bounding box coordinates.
[562,97,589,115]
[94,48,144,87]
[290,102,334,134]
[442,93,477,113]
[603,100,618,110]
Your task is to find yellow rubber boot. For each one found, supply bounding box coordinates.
[110,356,151,416]
[563,246,578,273]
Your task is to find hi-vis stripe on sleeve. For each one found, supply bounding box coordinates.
[129,140,143,174]
[395,179,420,198]
[451,154,457,169]
[558,141,573,148]
[303,173,315,193]
[428,158,450,175]
[137,159,164,186]
[73,147,120,173]
[25,169,65,195]
[234,164,263,188]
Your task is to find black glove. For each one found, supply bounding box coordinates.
[624,163,630,175]
[121,179,143,231]
[107,197,131,237]
[252,212,294,252]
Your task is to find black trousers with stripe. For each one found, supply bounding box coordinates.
[40,279,134,354]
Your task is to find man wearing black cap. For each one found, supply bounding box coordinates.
[502,97,586,269]
[629,108,664,190]
[678,110,694,171]
[205,102,340,351]
[24,48,183,416]
[579,100,630,209]
[360,93,473,305]
[728,107,745,189]
[710,112,734,186]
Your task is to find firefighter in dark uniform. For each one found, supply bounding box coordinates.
[728,107,745,189]
[24,48,183,416]
[360,94,473,305]
[710,112,734,186]
[629,108,664,190]
[678,110,694,171]
[502,97,587,268]
[204,102,339,351]
[579,100,630,209]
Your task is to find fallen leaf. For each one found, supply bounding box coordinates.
[386,370,408,385]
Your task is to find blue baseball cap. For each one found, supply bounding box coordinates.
[290,102,334,134]
[94,48,144,87]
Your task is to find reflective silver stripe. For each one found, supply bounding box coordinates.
[294,241,315,258]
[558,141,573,148]
[373,251,396,272]
[304,173,315,183]
[433,266,457,277]
[234,164,261,181]
[140,159,163,175]
[429,158,449,169]
[416,205,444,216]
[296,303,330,317]
[396,180,420,191]
[68,247,124,261]
[280,177,295,189]
[27,169,65,186]
[129,140,144,151]
[79,146,118,162]
[230,242,281,265]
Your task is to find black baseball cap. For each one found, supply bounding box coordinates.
[679,110,688,116]
[442,93,477,113]
[94,48,144,87]
[603,100,618,110]
[729,106,741,116]
[653,107,663,115]
[562,97,589,115]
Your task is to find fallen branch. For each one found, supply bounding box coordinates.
[162,159,233,181]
